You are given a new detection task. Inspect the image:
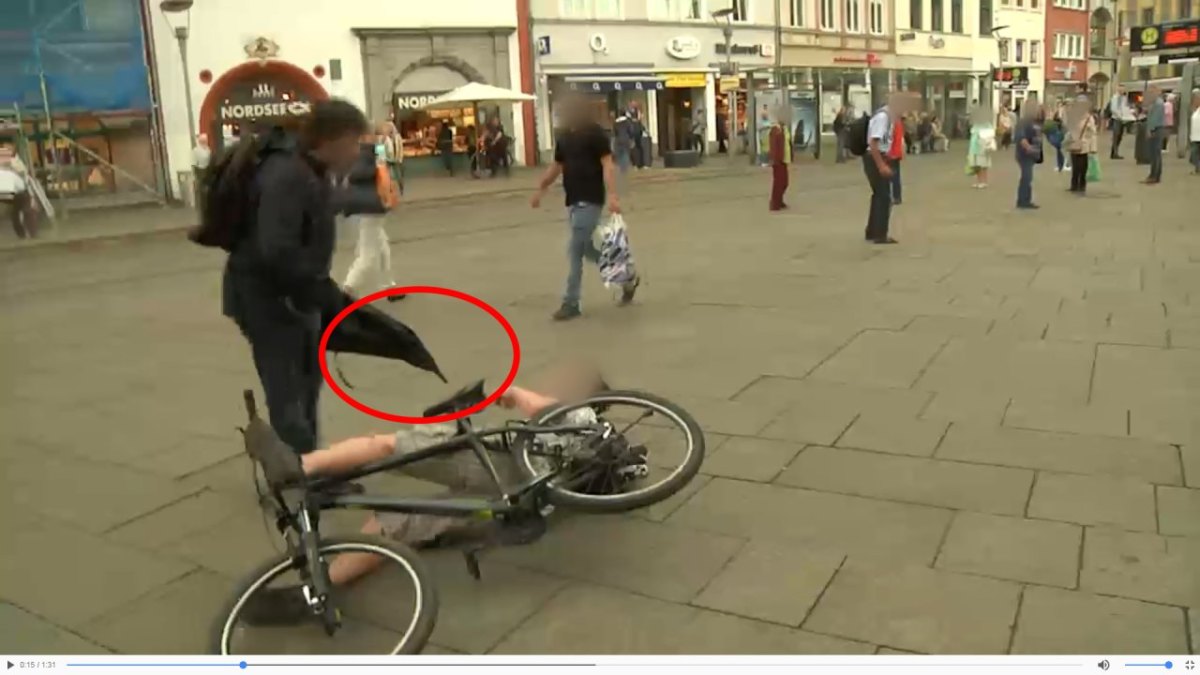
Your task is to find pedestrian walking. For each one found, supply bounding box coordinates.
[862,93,906,244]
[1014,97,1044,209]
[833,106,849,163]
[768,106,792,211]
[0,144,38,239]
[1164,93,1176,154]
[382,121,405,196]
[691,107,707,157]
[613,111,634,173]
[1190,89,1200,175]
[1065,97,1098,195]
[341,133,404,301]
[1107,86,1133,159]
[888,106,905,205]
[436,120,455,176]
[1144,86,1166,185]
[530,94,638,321]
[966,107,996,188]
[716,108,729,154]
[192,133,212,207]
[222,99,369,455]
[1046,101,1067,172]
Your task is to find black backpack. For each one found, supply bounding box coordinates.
[187,136,263,251]
[846,114,871,156]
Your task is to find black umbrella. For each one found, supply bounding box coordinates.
[317,279,446,382]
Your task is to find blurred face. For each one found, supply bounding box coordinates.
[314,133,361,173]
[537,361,606,402]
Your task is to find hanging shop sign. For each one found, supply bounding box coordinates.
[218,81,312,121]
[564,79,665,93]
[1130,20,1200,52]
[662,72,708,88]
[993,66,1030,90]
[665,36,702,60]
[718,75,741,90]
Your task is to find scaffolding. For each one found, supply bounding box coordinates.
[0,0,166,219]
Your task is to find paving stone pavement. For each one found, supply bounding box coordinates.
[2,150,1198,656]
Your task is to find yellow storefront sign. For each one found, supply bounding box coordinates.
[719,76,741,91]
[662,73,708,88]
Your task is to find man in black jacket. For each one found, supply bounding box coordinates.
[223,100,368,455]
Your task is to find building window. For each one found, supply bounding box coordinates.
[730,0,749,20]
[931,0,944,30]
[1016,39,1025,62]
[1015,0,1023,8]
[869,0,885,33]
[1030,39,1040,64]
[1052,0,1084,8]
[1030,0,1039,9]
[980,0,993,33]
[909,0,922,28]
[1140,8,1153,24]
[561,0,622,17]
[1182,0,1193,20]
[999,37,1010,62]
[821,0,837,28]
[651,0,705,19]
[1054,32,1084,59]
[950,0,963,32]
[789,0,805,25]
[846,0,861,31]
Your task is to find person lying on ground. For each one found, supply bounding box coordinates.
[241,361,609,625]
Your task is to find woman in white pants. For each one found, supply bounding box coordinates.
[342,134,404,301]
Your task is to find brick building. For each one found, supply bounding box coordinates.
[1045,0,1092,101]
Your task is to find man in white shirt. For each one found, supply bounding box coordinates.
[0,144,37,239]
[1107,86,1134,159]
[1189,88,1200,175]
[191,133,212,207]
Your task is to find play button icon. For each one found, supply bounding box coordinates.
[7,661,13,670]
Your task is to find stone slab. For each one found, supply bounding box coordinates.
[1012,586,1188,654]
[808,330,946,389]
[804,562,1021,654]
[692,540,844,626]
[777,446,1034,516]
[936,512,1082,587]
[1080,528,1200,607]
[1157,486,1200,538]
[701,436,804,482]
[0,602,110,654]
[937,424,1182,486]
[79,570,228,654]
[836,411,949,457]
[668,478,952,563]
[492,583,873,654]
[1028,472,1158,532]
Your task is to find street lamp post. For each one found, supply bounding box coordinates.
[987,25,1010,114]
[712,8,736,156]
[160,0,197,149]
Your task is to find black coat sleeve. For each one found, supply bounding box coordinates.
[253,156,324,308]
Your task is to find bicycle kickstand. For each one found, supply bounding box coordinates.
[462,547,483,581]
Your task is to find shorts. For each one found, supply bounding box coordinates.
[374,423,525,546]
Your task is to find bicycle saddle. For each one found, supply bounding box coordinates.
[423,379,487,418]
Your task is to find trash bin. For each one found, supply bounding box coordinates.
[1134,121,1149,165]
[177,170,196,208]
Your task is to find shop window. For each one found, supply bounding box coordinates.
[730,0,749,21]
[909,0,921,29]
[821,0,836,29]
[950,0,962,32]
[790,0,805,26]
[845,0,861,32]
[393,97,476,159]
[1030,39,1040,64]
[931,0,943,31]
[869,0,885,33]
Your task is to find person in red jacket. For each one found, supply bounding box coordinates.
[768,106,793,211]
[888,108,906,205]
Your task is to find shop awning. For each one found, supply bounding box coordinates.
[420,82,534,110]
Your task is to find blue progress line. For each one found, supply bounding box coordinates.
[1125,664,1173,669]
[66,664,243,668]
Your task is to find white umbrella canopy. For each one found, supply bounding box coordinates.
[420,82,535,110]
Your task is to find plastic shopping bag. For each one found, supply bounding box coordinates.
[595,213,637,288]
[1086,155,1101,183]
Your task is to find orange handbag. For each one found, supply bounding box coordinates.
[375,163,399,210]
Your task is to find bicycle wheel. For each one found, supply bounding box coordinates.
[211,536,437,655]
[514,390,705,513]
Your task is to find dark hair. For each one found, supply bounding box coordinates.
[299,99,368,149]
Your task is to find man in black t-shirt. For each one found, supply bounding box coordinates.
[531,95,637,321]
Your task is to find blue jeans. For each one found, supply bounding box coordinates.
[1148,128,1164,181]
[890,158,902,203]
[564,202,603,307]
[1016,157,1035,207]
[614,147,631,173]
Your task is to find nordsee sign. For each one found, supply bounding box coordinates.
[395,93,446,110]
[666,36,702,60]
[218,101,311,120]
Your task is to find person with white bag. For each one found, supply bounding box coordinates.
[531,93,639,321]
[341,132,404,301]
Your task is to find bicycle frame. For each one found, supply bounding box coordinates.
[293,417,604,522]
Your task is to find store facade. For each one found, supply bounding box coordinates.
[149,0,523,198]
[529,17,777,162]
[1044,0,1090,104]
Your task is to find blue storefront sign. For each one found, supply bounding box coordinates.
[564,79,665,93]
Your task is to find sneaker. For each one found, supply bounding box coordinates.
[619,276,641,306]
[552,304,582,321]
[239,586,312,626]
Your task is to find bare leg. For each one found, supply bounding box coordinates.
[327,517,388,586]
[979,167,989,186]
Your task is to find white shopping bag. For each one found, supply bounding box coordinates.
[595,213,637,288]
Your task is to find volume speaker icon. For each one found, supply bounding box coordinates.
[1098,660,1110,671]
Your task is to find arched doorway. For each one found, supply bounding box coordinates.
[389,57,485,173]
[198,60,328,150]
